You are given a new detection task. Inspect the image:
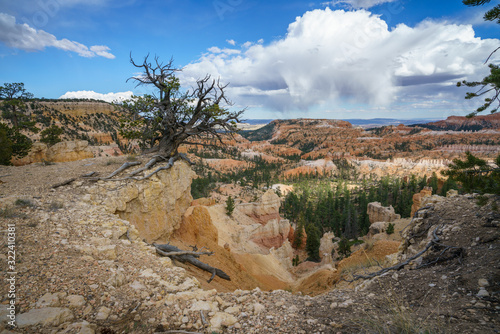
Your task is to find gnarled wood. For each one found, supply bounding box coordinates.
[153,243,231,282]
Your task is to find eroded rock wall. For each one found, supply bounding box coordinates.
[237,189,281,225]
[89,160,195,243]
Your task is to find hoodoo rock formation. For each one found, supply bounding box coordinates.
[411,187,433,217]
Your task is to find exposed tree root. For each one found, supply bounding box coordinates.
[51,171,98,188]
[100,161,141,179]
[80,153,196,184]
[153,243,231,282]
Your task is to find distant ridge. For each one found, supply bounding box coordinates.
[416,113,500,131]
[242,118,440,128]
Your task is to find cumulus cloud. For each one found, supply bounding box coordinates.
[181,8,498,113]
[325,0,397,9]
[0,13,115,58]
[226,39,236,46]
[59,90,133,102]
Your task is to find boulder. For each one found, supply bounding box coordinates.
[89,160,195,243]
[367,202,400,224]
[46,140,94,162]
[369,221,388,235]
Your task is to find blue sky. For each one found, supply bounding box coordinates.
[0,0,499,120]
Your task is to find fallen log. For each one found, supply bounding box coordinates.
[153,243,230,283]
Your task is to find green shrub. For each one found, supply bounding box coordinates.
[476,195,489,207]
[386,222,395,235]
[15,199,35,207]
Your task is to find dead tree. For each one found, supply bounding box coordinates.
[153,243,230,283]
[103,54,244,180]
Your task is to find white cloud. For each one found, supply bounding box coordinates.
[325,0,397,9]
[181,8,498,114]
[206,46,240,56]
[59,90,133,102]
[226,39,236,46]
[0,13,115,58]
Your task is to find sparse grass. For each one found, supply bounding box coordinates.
[48,201,64,211]
[105,158,120,166]
[15,198,35,207]
[476,194,489,207]
[0,206,27,219]
[363,239,375,252]
[339,258,388,276]
[0,207,16,218]
[355,283,446,334]
[126,154,138,162]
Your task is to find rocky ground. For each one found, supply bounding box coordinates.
[0,157,499,333]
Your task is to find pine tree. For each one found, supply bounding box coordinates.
[305,223,321,262]
[225,196,235,216]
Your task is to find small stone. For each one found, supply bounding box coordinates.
[67,295,86,308]
[83,305,93,316]
[129,280,147,291]
[330,302,338,309]
[36,293,61,308]
[304,301,312,307]
[429,283,436,287]
[477,288,490,297]
[210,312,237,329]
[95,306,111,320]
[96,245,117,260]
[181,316,189,323]
[62,320,96,334]
[253,303,265,315]
[478,279,489,287]
[225,306,240,314]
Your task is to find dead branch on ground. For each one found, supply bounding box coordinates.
[153,243,230,283]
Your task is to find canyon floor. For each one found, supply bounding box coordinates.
[0,156,499,334]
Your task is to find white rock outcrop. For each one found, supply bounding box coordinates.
[367,202,400,224]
